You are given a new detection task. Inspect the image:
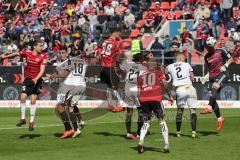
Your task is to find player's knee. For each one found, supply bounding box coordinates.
[190,109,196,114]
[127,108,133,115]
[56,104,65,113]
[73,105,79,113]
[209,96,216,107]
[176,109,184,122]
[20,93,27,103]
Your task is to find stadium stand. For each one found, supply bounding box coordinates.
[0,0,239,65]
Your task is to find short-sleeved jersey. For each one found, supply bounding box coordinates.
[120,60,147,85]
[20,50,47,79]
[100,38,120,67]
[205,48,231,78]
[137,69,165,103]
[166,62,193,87]
[56,56,88,86]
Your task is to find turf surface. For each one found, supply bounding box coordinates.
[0,108,239,160]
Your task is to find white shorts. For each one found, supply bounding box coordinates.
[176,85,198,109]
[123,85,140,108]
[57,84,86,106]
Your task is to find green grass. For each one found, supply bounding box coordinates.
[0,108,240,160]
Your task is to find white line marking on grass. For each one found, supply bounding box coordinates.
[0,115,239,131]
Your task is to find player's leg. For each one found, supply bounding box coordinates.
[69,94,82,138]
[73,106,85,129]
[28,94,37,131]
[56,89,74,139]
[176,108,184,137]
[16,93,28,127]
[138,102,151,153]
[56,103,74,139]
[16,78,34,127]
[190,109,197,138]
[125,107,137,140]
[137,107,143,138]
[187,86,198,138]
[155,102,169,153]
[209,81,225,132]
[109,67,127,112]
[175,89,186,137]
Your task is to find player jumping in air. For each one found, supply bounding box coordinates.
[166,54,198,138]
[1,40,47,131]
[119,53,147,140]
[99,29,126,112]
[203,37,233,132]
[45,47,86,139]
[137,59,174,154]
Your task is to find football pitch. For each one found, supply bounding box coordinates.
[0,108,239,160]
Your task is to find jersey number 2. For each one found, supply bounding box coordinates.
[176,67,182,78]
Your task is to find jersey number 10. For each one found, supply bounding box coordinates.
[142,73,156,86]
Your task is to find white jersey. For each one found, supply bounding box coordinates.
[166,62,193,87]
[120,60,147,86]
[56,56,88,86]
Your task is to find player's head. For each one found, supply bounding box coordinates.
[110,27,120,40]
[146,59,157,70]
[59,46,68,60]
[133,53,144,63]
[176,54,186,62]
[206,37,216,52]
[33,40,43,53]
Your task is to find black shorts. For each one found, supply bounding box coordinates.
[140,101,164,121]
[208,73,228,92]
[100,67,119,89]
[22,78,43,96]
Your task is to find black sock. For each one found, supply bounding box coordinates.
[213,102,221,118]
[125,114,132,134]
[191,113,197,132]
[73,106,82,123]
[176,109,184,132]
[209,97,221,118]
[69,112,78,131]
[59,111,71,131]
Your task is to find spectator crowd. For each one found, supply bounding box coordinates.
[0,0,239,65]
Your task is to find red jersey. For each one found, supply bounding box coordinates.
[205,48,231,78]
[100,38,120,67]
[60,25,71,35]
[20,50,47,79]
[137,69,165,103]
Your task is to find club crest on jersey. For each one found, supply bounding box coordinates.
[35,58,40,62]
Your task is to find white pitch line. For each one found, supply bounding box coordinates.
[0,115,239,131]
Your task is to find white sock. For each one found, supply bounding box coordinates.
[160,121,169,145]
[139,123,150,145]
[21,103,26,120]
[218,117,223,121]
[30,104,37,123]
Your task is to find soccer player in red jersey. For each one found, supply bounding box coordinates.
[1,40,47,131]
[137,59,174,154]
[99,29,126,112]
[202,37,233,132]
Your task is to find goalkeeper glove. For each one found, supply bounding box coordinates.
[220,63,229,72]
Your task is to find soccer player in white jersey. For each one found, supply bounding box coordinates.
[120,53,147,140]
[166,54,198,138]
[45,47,87,139]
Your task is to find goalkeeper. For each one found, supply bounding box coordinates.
[203,37,233,132]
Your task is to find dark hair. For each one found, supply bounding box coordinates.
[60,46,68,51]
[133,53,144,63]
[33,40,41,46]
